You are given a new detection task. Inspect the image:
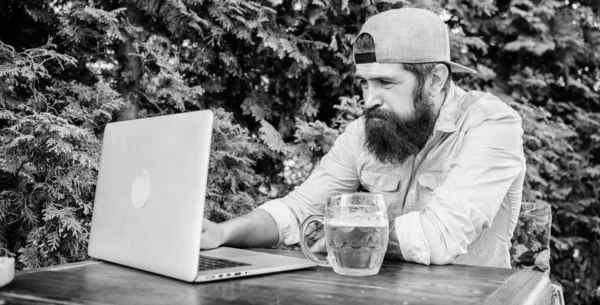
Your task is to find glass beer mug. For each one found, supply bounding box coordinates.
[299,193,389,276]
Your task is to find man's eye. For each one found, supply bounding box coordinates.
[380,80,393,88]
[358,80,368,88]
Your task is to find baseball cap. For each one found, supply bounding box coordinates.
[354,8,476,74]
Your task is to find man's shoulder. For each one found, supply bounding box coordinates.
[330,117,366,153]
[456,88,521,121]
[341,117,366,137]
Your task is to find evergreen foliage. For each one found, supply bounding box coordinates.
[0,40,121,267]
[0,0,598,303]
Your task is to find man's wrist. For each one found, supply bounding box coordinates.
[385,217,405,261]
[217,221,231,247]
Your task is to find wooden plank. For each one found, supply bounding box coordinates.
[485,269,552,305]
[0,292,85,305]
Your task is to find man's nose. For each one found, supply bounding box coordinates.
[363,90,383,110]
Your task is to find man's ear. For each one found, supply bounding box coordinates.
[428,64,450,97]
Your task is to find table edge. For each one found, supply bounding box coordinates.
[484,269,551,305]
[16,261,102,276]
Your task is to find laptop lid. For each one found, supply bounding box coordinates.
[88,110,213,282]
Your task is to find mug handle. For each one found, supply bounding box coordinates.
[299,215,330,267]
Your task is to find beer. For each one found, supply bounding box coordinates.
[299,194,389,276]
[324,213,389,276]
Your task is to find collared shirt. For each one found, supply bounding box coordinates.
[257,83,526,268]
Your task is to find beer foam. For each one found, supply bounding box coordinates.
[327,213,387,227]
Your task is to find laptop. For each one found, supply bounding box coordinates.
[88,110,316,282]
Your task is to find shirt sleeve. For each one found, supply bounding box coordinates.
[256,120,363,245]
[395,107,526,265]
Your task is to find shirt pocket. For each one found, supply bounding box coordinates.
[415,172,444,206]
[360,170,402,193]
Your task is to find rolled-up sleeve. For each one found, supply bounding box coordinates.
[395,108,526,265]
[256,120,363,245]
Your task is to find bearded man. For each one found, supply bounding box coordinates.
[201,8,526,268]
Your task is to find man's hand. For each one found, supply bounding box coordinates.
[309,238,327,253]
[304,221,327,253]
[200,218,225,250]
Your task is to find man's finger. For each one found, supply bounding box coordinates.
[309,238,327,253]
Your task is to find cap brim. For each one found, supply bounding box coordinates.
[446,61,477,74]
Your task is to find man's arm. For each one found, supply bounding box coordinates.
[395,106,526,265]
[201,119,364,250]
[201,209,279,249]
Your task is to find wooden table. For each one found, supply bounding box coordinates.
[0,249,550,305]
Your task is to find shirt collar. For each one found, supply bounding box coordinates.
[433,82,464,134]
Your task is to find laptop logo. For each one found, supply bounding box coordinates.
[131,171,151,208]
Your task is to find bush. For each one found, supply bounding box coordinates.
[0,0,599,303]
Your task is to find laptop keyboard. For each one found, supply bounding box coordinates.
[197,255,251,271]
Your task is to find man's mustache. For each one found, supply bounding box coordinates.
[363,107,398,121]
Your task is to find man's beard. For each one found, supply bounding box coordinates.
[363,89,437,165]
